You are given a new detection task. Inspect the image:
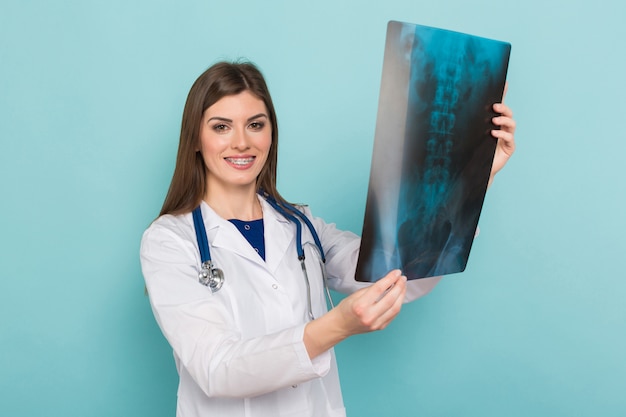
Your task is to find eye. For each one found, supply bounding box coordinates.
[212,123,228,132]
[249,121,265,131]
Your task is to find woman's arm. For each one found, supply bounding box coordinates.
[303,269,407,359]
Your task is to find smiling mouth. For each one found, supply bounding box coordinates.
[225,157,255,166]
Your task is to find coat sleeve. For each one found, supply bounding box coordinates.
[140,218,332,399]
[303,207,442,301]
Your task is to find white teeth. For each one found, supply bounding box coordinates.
[226,157,254,166]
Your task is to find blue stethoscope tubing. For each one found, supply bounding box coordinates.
[191,192,334,319]
[192,206,225,293]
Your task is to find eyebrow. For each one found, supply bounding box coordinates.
[207,113,268,123]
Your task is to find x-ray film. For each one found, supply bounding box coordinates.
[355,21,511,282]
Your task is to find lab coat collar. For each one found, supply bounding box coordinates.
[198,196,294,275]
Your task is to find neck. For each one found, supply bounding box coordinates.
[204,184,262,221]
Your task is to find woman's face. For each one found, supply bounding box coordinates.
[199,90,272,195]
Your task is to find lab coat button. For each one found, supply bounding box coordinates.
[292,384,298,388]
[272,284,278,289]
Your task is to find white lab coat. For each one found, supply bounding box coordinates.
[140,196,441,417]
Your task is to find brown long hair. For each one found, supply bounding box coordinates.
[160,61,286,216]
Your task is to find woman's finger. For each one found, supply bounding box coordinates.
[361,270,404,305]
[493,102,513,118]
[368,280,407,330]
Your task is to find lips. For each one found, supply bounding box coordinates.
[224,156,255,169]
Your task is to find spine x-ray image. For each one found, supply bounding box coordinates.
[356,21,510,282]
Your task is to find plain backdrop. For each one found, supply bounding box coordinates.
[1,0,625,416]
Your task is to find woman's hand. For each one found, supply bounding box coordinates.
[489,84,516,187]
[334,270,407,335]
[304,270,407,359]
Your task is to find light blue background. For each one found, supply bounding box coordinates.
[1,0,624,416]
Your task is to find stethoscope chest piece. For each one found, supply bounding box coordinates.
[198,261,224,293]
[193,207,224,293]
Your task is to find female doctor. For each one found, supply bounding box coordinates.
[140,61,516,417]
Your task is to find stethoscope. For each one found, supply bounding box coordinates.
[191,191,335,320]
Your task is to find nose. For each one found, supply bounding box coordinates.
[230,127,250,151]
